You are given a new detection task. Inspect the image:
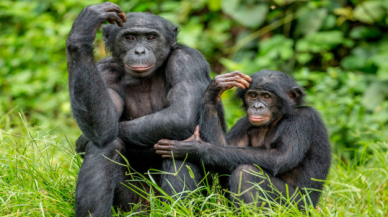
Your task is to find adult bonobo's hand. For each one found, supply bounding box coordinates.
[204,71,252,105]
[154,126,203,158]
[68,2,126,43]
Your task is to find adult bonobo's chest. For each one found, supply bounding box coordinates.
[120,71,169,121]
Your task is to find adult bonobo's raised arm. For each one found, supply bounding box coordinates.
[67,2,222,217]
[67,3,126,147]
[155,70,331,209]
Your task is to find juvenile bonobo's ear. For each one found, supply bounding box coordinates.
[289,87,306,106]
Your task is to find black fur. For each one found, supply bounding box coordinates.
[157,70,332,209]
[66,3,221,216]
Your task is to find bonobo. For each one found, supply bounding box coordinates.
[66,2,224,216]
[155,70,332,208]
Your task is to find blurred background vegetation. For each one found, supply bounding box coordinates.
[1,0,388,160]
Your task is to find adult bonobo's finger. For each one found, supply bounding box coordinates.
[106,12,123,27]
[154,144,171,151]
[118,13,127,22]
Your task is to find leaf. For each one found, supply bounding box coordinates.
[222,0,268,28]
[362,81,388,111]
[186,165,195,180]
[353,1,386,24]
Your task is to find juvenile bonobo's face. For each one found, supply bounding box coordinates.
[106,14,174,78]
[245,89,277,126]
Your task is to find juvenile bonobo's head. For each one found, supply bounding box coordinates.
[236,70,306,127]
[102,12,178,77]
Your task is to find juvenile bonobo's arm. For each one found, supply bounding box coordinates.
[66,2,126,147]
[118,46,212,148]
[155,111,316,175]
[199,72,251,146]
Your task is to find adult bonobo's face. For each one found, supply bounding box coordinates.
[245,89,277,126]
[103,13,177,77]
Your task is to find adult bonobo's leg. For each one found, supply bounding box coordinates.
[160,160,203,201]
[66,2,126,217]
[75,139,130,216]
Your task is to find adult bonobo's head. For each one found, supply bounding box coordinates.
[102,12,178,77]
[236,70,306,127]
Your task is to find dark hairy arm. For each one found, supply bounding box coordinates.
[118,46,212,148]
[66,2,126,147]
[155,108,321,176]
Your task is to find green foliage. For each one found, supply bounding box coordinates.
[0,0,387,164]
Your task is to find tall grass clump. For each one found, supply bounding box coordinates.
[1,112,387,216]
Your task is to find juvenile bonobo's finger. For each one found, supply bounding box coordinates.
[154,144,173,151]
[224,81,246,89]
[193,125,201,140]
[232,71,252,82]
[156,150,172,155]
[219,76,250,88]
[183,125,202,142]
[162,155,172,158]
[157,139,174,145]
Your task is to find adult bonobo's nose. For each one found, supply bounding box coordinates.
[135,46,146,55]
[253,102,265,110]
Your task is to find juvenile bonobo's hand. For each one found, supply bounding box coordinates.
[204,71,252,105]
[154,126,203,158]
[68,2,126,42]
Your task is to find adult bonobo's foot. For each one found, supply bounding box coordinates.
[67,2,126,45]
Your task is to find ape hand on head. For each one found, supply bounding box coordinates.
[68,2,126,44]
[155,126,203,159]
[204,71,252,105]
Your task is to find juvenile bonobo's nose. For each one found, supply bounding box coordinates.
[135,47,146,55]
[253,102,264,110]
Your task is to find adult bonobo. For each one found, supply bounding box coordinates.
[66,2,223,216]
[155,70,332,208]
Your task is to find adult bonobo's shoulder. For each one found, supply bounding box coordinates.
[166,44,211,85]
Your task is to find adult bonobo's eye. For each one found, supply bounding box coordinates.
[126,35,135,41]
[263,94,271,99]
[249,93,257,98]
[147,35,156,41]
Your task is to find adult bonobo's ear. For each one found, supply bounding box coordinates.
[102,24,114,51]
[171,26,179,46]
[289,87,306,106]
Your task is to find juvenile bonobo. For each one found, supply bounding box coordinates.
[155,70,332,208]
[66,2,223,216]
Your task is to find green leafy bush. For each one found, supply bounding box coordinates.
[0,0,387,157]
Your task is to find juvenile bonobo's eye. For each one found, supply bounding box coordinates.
[248,93,257,98]
[262,94,271,100]
[126,35,135,41]
[146,35,156,41]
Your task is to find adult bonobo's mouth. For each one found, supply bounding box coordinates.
[125,63,155,72]
[249,116,270,126]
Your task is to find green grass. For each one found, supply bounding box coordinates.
[1,114,387,217]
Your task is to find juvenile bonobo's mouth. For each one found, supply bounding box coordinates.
[125,63,155,72]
